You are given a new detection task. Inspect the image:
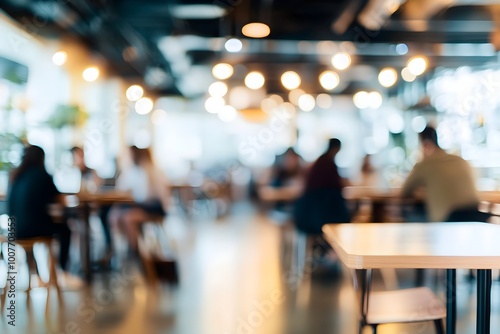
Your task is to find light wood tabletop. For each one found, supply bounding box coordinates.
[323,222,500,333]
[323,222,500,270]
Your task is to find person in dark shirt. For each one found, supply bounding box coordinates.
[294,138,351,234]
[7,145,71,271]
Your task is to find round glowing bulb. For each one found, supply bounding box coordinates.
[298,94,315,112]
[378,68,398,88]
[208,82,228,97]
[331,52,351,70]
[244,71,265,90]
[412,116,427,133]
[225,38,243,52]
[316,94,332,109]
[319,70,340,90]
[401,67,416,82]
[269,94,284,105]
[205,96,225,113]
[353,91,369,109]
[52,51,67,66]
[281,71,301,90]
[218,105,238,122]
[396,43,408,55]
[368,91,383,109]
[212,63,234,80]
[135,97,154,115]
[82,67,99,82]
[387,113,404,134]
[407,56,427,76]
[126,85,144,102]
[242,22,270,38]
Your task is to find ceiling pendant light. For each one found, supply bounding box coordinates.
[281,71,301,90]
[331,52,351,70]
[245,71,265,90]
[242,22,270,38]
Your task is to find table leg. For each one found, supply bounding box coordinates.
[81,204,92,283]
[446,269,456,334]
[354,269,372,332]
[477,269,492,334]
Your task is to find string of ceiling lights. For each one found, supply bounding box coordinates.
[206,55,428,121]
[50,19,429,125]
[204,19,430,122]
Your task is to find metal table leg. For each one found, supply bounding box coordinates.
[354,269,372,333]
[477,269,492,334]
[81,203,92,283]
[446,269,456,334]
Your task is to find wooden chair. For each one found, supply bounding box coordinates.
[354,269,446,334]
[1,237,61,318]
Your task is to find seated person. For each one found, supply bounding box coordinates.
[7,145,72,273]
[259,148,306,216]
[294,138,351,235]
[401,126,488,222]
[109,146,169,254]
[71,146,113,262]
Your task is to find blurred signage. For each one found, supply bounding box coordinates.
[0,56,28,85]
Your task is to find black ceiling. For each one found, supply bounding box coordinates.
[1,0,499,96]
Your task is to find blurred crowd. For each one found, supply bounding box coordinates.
[4,125,491,284]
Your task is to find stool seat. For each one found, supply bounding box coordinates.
[1,236,62,320]
[366,287,446,325]
[15,236,54,248]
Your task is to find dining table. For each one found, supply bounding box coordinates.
[342,186,410,222]
[323,222,500,334]
[342,186,500,222]
[51,191,134,283]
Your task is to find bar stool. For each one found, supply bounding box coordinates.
[354,270,446,334]
[1,237,61,316]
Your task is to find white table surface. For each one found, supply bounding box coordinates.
[323,222,500,270]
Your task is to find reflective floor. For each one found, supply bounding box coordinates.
[2,203,500,333]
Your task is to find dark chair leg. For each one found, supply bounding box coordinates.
[371,324,377,334]
[434,319,445,334]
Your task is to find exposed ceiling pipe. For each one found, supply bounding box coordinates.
[357,0,407,31]
[358,0,499,32]
[332,0,366,35]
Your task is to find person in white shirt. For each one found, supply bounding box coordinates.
[109,146,169,253]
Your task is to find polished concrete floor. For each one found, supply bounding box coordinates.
[2,203,500,333]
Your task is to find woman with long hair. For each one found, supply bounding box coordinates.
[7,145,72,272]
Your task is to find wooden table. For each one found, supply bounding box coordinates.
[342,186,407,222]
[52,191,134,283]
[343,186,500,222]
[323,222,500,334]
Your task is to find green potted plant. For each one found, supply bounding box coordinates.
[47,104,87,129]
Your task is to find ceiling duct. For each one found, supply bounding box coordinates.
[357,0,407,31]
